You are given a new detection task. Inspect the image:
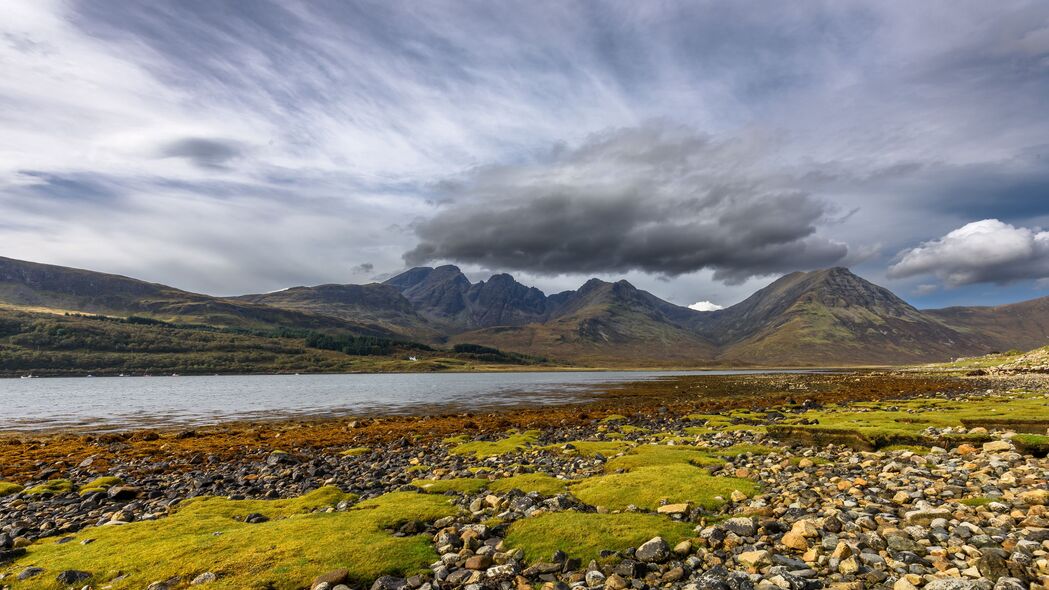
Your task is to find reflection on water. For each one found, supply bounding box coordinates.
[0,370,815,432]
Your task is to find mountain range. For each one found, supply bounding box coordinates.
[2,255,1047,366]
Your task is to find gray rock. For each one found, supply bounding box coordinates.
[55,570,92,584]
[722,517,757,537]
[635,536,670,563]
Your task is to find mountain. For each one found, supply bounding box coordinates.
[0,257,394,337]
[384,266,550,330]
[2,255,1047,366]
[700,268,986,365]
[451,278,718,364]
[235,283,440,340]
[925,297,1049,353]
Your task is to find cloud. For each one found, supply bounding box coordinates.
[688,300,723,312]
[888,219,1049,285]
[158,137,244,169]
[405,123,848,284]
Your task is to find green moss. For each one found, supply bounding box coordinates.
[405,465,429,473]
[77,476,122,496]
[410,478,488,494]
[709,444,777,457]
[960,496,996,507]
[488,474,568,496]
[24,479,74,496]
[604,444,721,472]
[340,447,371,457]
[450,430,541,458]
[0,481,24,496]
[543,440,632,458]
[571,464,757,511]
[1012,433,1049,455]
[505,512,694,564]
[601,414,628,423]
[619,425,649,434]
[882,444,932,454]
[1,488,457,590]
[442,434,471,445]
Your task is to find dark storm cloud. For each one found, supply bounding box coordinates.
[405,123,847,284]
[158,138,244,169]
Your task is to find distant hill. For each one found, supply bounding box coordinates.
[0,257,394,338]
[2,255,1047,367]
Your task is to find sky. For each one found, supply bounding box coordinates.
[2,1,1049,310]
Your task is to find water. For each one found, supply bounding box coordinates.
[0,370,810,432]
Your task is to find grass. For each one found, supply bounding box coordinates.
[1011,434,1049,455]
[882,444,932,454]
[339,447,371,457]
[449,430,541,458]
[24,479,74,496]
[570,464,757,511]
[543,440,633,457]
[604,444,722,472]
[488,474,569,496]
[600,415,628,423]
[410,478,488,494]
[78,476,122,496]
[1,488,458,590]
[505,512,694,564]
[706,444,777,457]
[772,394,1049,449]
[0,481,24,496]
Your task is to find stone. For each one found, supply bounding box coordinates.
[781,530,808,550]
[738,550,772,569]
[191,572,218,585]
[673,539,693,556]
[925,579,982,590]
[107,485,141,500]
[635,536,670,563]
[656,502,690,515]
[371,576,407,590]
[730,489,749,502]
[244,513,269,524]
[17,567,43,580]
[465,555,493,570]
[894,578,918,590]
[722,517,757,537]
[55,570,92,584]
[604,574,628,590]
[1019,489,1048,505]
[313,569,350,589]
[982,440,1013,453]
[838,556,860,575]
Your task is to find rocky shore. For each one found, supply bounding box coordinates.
[0,373,1047,590]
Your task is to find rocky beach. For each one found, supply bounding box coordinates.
[1,372,1047,590]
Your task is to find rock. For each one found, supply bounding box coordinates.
[585,570,605,587]
[673,539,692,556]
[656,502,690,515]
[730,489,749,502]
[107,485,141,500]
[55,570,91,584]
[906,506,953,525]
[313,569,350,589]
[1019,489,1048,505]
[17,567,43,580]
[925,579,982,590]
[465,555,493,570]
[191,572,218,584]
[982,440,1013,453]
[722,517,757,537]
[837,556,860,575]
[781,529,809,550]
[992,579,1026,590]
[635,536,670,563]
[371,576,407,590]
[604,574,628,590]
[894,578,918,590]
[976,552,1009,579]
[738,550,772,569]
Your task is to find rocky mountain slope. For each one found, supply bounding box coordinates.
[2,255,1047,365]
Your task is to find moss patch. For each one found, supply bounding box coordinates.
[604,444,721,472]
[24,479,74,496]
[78,476,122,496]
[960,496,996,507]
[543,440,632,458]
[410,478,488,494]
[488,474,568,496]
[0,481,23,496]
[339,447,371,457]
[708,444,777,457]
[571,464,756,511]
[450,430,540,458]
[1,488,457,590]
[506,512,693,564]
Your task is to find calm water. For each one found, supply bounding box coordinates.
[0,370,808,432]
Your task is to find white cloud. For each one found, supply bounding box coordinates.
[888,219,1049,286]
[688,300,724,312]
